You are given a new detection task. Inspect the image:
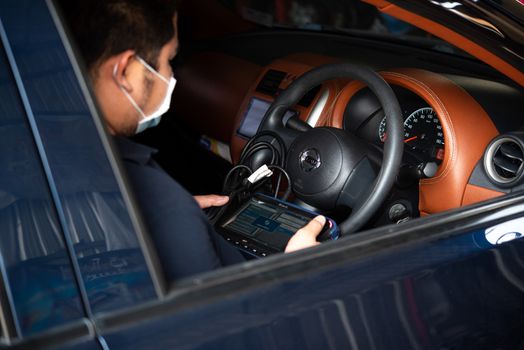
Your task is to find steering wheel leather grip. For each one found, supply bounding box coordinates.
[258,63,404,235]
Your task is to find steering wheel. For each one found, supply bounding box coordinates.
[252,63,404,235]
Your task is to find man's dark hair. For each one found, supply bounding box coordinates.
[60,0,177,73]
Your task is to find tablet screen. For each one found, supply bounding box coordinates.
[221,197,312,250]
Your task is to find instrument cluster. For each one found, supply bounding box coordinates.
[343,86,445,165]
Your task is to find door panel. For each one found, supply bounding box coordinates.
[97,215,524,349]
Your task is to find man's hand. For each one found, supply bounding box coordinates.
[285,215,326,253]
[194,195,229,209]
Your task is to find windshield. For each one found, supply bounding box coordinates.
[221,0,470,57]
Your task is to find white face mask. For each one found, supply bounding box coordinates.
[114,56,177,134]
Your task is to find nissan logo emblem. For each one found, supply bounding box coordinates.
[299,149,322,172]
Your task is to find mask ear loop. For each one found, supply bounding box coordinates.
[113,62,147,120]
[136,56,171,84]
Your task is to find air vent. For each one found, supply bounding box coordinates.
[256,69,286,96]
[484,136,524,186]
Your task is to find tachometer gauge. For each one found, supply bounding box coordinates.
[403,107,445,163]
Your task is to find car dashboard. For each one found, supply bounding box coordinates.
[170,31,524,227]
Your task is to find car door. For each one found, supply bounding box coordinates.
[87,196,524,349]
[0,0,167,348]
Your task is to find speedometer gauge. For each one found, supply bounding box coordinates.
[404,107,445,163]
[378,107,445,163]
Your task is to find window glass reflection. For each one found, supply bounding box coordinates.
[485,217,524,245]
[0,0,158,317]
[0,39,84,336]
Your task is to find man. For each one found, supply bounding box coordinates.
[60,0,325,282]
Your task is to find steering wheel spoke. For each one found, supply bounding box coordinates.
[337,156,378,210]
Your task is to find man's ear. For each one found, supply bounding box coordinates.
[112,50,136,92]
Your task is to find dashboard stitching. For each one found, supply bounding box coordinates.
[381,71,456,185]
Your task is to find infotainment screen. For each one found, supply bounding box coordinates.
[237,97,297,138]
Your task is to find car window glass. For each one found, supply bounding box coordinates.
[0,0,161,329]
[0,30,85,337]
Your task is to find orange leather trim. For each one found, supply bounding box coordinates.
[462,184,504,206]
[365,0,391,6]
[172,53,262,143]
[384,69,499,213]
[230,53,344,163]
[327,81,365,129]
[363,0,524,87]
[331,68,499,214]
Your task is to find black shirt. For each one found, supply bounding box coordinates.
[115,136,244,281]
